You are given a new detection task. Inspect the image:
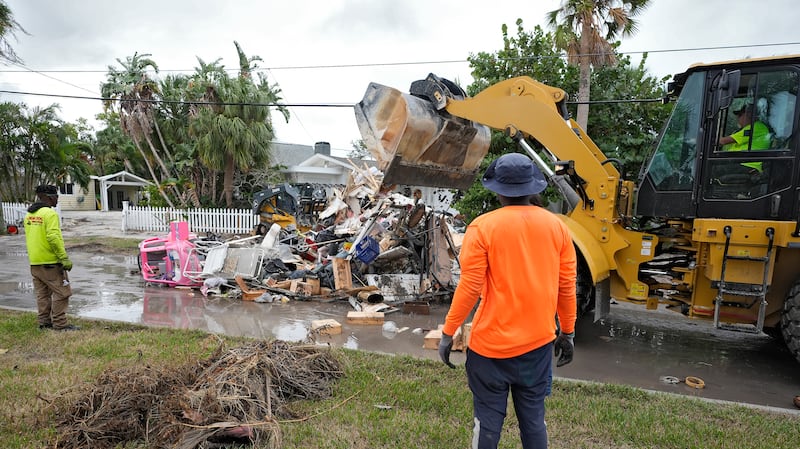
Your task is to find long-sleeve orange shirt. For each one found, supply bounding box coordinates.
[443,205,577,359]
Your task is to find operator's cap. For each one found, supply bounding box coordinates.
[733,104,753,116]
[733,99,753,116]
[481,153,547,197]
[35,185,59,195]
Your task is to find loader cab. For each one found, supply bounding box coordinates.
[637,57,800,220]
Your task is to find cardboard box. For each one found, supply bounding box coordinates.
[311,319,342,335]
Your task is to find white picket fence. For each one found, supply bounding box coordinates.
[2,202,62,226]
[122,202,259,234]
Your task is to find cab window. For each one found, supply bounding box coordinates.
[645,72,704,191]
[705,68,798,201]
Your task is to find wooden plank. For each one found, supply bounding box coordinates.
[311,319,342,335]
[451,326,465,352]
[402,300,430,315]
[332,257,352,290]
[423,328,442,350]
[234,275,266,301]
[304,277,321,295]
[295,282,315,297]
[271,279,292,290]
[346,311,384,325]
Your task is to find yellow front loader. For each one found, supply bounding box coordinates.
[355,55,800,365]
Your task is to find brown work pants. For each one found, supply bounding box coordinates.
[30,265,72,329]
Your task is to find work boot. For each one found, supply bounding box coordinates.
[38,323,53,330]
[55,324,80,331]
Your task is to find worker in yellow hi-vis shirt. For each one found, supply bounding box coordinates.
[719,103,772,172]
[24,185,79,331]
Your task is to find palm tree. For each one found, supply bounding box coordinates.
[0,1,26,64]
[0,1,27,232]
[189,42,289,207]
[547,0,650,131]
[101,53,176,207]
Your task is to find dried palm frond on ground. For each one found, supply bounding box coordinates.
[51,340,344,449]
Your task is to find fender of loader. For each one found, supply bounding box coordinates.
[354,82,491,190]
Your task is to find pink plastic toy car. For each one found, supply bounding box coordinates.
[138,221,203,287]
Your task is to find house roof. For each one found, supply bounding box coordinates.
[91,170,151,184]
[270,142,315,167]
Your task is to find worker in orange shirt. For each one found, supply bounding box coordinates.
[439,152,577,449]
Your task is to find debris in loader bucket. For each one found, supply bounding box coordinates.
[354,74,492,190]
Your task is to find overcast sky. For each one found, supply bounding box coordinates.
[2,0,799,155]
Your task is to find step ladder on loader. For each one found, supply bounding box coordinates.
[713,225,775,333]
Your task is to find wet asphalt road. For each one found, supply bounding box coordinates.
[1,231,799,412]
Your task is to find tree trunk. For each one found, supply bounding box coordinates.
[223,154,234,208]
[139,116,172,181]
[152,119,175,166]
[137,116,186,207]
[577,60,591,131]
[133,137,175,209]
[576,22,592,131]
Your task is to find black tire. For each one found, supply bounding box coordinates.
[781,281,800,364]
[576,253,595,317]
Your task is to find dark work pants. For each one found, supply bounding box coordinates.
[466,343,552,449]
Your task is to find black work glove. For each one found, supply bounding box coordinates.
[438,332,455,369]
[553,332,575,367]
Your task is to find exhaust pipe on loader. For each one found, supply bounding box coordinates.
[354,75,491,190]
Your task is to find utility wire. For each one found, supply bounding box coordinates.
[0,89,355,107]
[0,41,798,74]
[0,88,666,106]
[9,62,100,95]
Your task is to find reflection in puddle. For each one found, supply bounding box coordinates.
[271,318,309,342]
[344,335,359,349]
[141,288,206,328]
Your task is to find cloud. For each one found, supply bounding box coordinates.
[320,0,423,41]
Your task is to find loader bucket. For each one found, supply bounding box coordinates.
[354,82,491,190]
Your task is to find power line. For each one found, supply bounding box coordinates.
[9,62,100,95]
[0,41,798,74]
[0,89,355,107]
[0,88,665,107]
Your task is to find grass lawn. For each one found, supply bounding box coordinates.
[1,309,797,449]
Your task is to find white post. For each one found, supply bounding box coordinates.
[122,201,129,233]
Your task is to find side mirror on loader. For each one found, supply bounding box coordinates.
[714,69,741,111]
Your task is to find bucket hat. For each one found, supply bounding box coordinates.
[481,153,547,197]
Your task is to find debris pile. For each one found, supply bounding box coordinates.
[144,162,466,310]
[52,340,343,449]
